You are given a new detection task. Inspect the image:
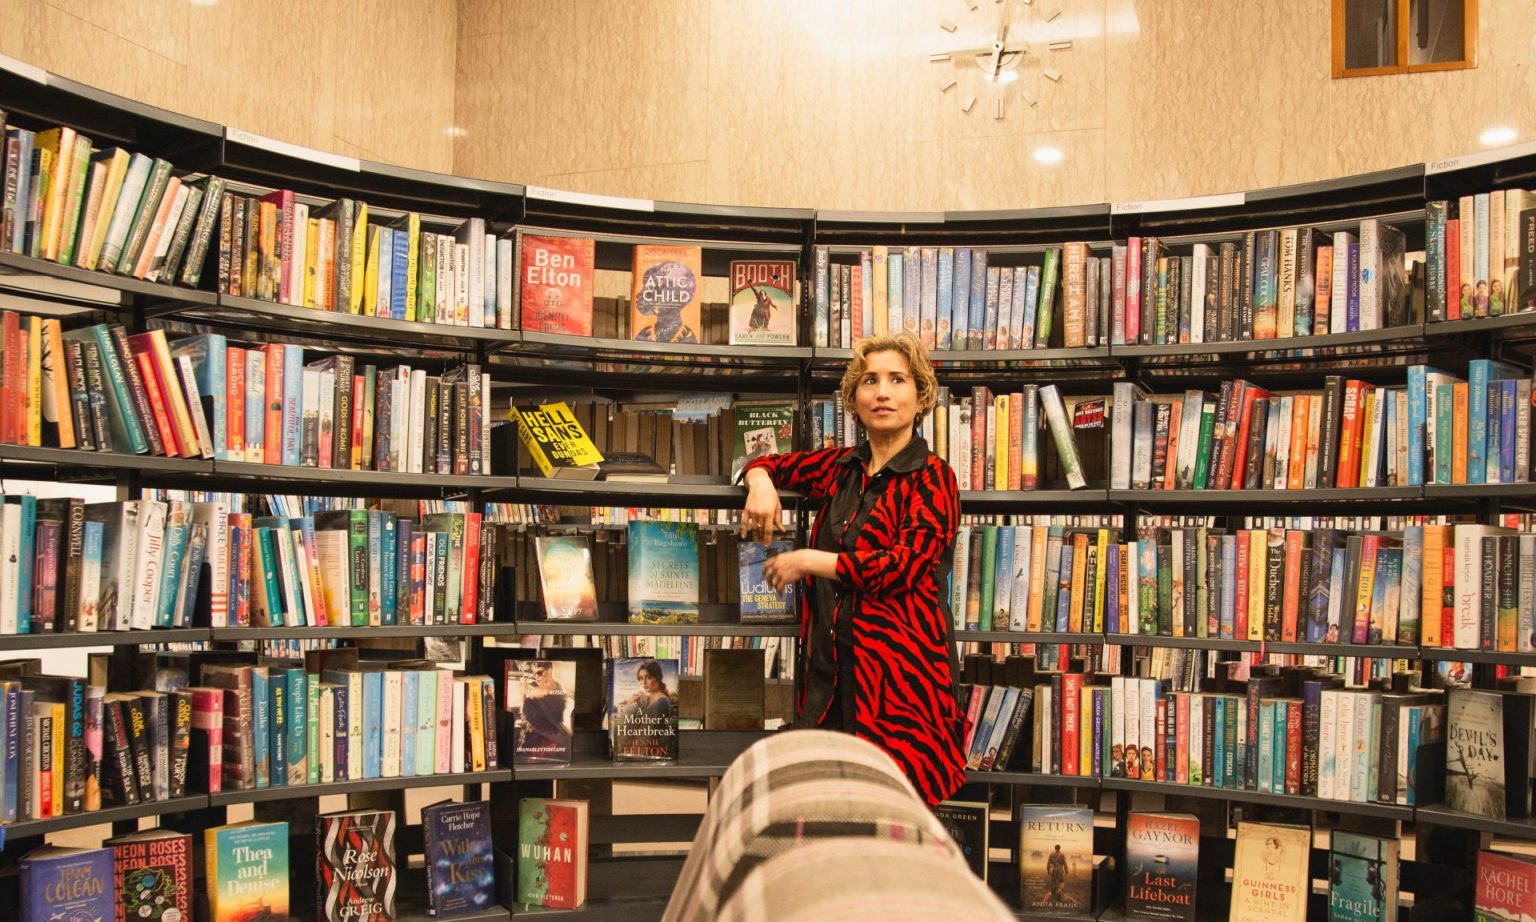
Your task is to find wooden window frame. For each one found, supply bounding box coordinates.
[1332,0,1478,78]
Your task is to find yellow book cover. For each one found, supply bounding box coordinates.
[82,149,131,269]
[40,318,73,449]
[1093,528,1109,632]
[363,224,381,317]
[33,126,76,262]
[1229,821,1311,922]
[25,316,42,446]
[1079,684,1092,773]
[994,393,1009,490]
[394,212,419,315]
[514,402,603,479]
[303,217,319,308]
[1027,525,1048,632]
[630,244,702,343]
[349,202,369,314]
[25,147,54,258]
[465,677,487,771]
[1247,530,1265,640]
[1068,532,1088,632]
[50,699,64,815]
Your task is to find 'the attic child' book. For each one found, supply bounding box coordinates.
[630,245,702,344]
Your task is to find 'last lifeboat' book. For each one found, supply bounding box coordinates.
[630,245,702,344]
[728,259,795,345]
[1124,812,1198,921]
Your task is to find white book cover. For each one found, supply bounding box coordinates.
[268,522,304,626]
[289,201,309,306]
[454,243,470,326]
[1138,678,1157,781]
[1454,524,1517,647]
[244,349,264,462]
[174,353,214,459]
[1131,401,1154,489]
[1350,692,1376,802]
[1357,218,1382,331]
[1008,525,1032,629]
[289,527,320,628]
[1277,228,1298,337]
[391,369,408,472]
[1330,231,1356,333]
[78,521,102,631]
[415,669,437,777]
[482,233,497,329]
[1458,195,1476,300]
[145,185,190,282]
[480,373,492,472]
[951,526,970,627]
[1318,689,1338,800]
[1474,192,1490,289]
[1110,382,1145,489]
[1364,389,1387,488]
[1191,243,1212,343]
[381,669,403,777]
[319,686,335,783]
[1110,676,1126,775]
[1271,395,1293,489]
[1124,677,1140,778]
[344,671,363,781]
[1126,539,1140,633]
[191,501,230,626]
[1176,390,1204,489]
[1521,535,1536,653]
[407,369,427,474]
[1187,692,1204,786]
[1334,691,1355,801]
[496,237,514,329]
[0,504,18,634]
[131,501,166,631]
[435,669,454,775]
[450,680,466,773]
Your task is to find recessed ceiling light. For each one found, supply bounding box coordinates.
[1034,145,1064,165]
[1481,126,1518,147]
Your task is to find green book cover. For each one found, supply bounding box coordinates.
[205,821,288,922]
[1138,534,1159,635]
[1328,831,1398,922]
[517,798,588,909]
[1156,541,1173,635]
[627,521,700,624]
[1036,247,1059,347]
[978,526,998,631]
[1192,402,1218,489]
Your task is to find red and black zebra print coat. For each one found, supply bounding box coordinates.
[745,439,967,805]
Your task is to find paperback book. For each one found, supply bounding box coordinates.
[609,656,679,761]
[1017,805,1093,913]
[738,539,797,623]
[1329,831,1399,922]
[108,829,192,922]
[517,798,589,910]
[512,402,603,480]
[421,800,496,918]
[1124,812,1198,921]
[728,259,795,345]
[206,821,289,922]
[627,521,700,624]
[316,808,396,922]
[507,659,575,764]
[1229,821,1311,922]
[533,536,598,621]
[520,234,594,336]
[1476,849,1536,922]
[20,846,114,922]
[730,402,794,482]
[933,799,989,880]
[630,245,702,344]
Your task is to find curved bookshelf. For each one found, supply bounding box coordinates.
[0,628,209,650]
[207,769,511,807]
[1100,777,1414,820]
[0,250,218,307]
[1,795,208,839]
[1110,322,1427,359]
[1109,486,1425,506]
[1415,805,1536,840]
[960,489,1110,510]
[210,623,516,641]
[1100,635,1419,659]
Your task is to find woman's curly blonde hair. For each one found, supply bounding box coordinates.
[839,332,939,421]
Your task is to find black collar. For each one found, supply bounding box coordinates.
[835,436,931,475]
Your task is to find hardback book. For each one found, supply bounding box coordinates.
[702,648,765,730]
[205,821,289,922]
[1040,384,1088,489]
[608,656,679,761]
[730,401,795,482]
[512,402,603,479]
[316,808,396,922]
[1017,804,1093,913]
[421,800,496,918]
[630,245,702,344]
[533,536,598,622]
[738,539,797,623]
[20,845,113,922]
[519,234,594,336]
[626,521,700,624]
[728,259,796,345]
[108,829,192,922]
[1446,687,1535,819]
[1329,830,1399,922]
[933,799,990,880]
[1124,812,1198,921]
[507,659,575,764]
[1229,821,1311,922]
[1476,849,1536,922]
[517,797,589,909]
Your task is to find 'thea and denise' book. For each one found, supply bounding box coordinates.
[20,845,114,922]
[520,234,594,336]
[534,535,598,622]
[316,808,396,922]
[1476,849,1536,922]
[933,799,990,881]
[1017,805,1093,913]
[517,797,589,910]
[630,245,702,344]
[627,521,700,624]
[728,259,795,346]
[1329,831,1399,922]
[737,539,797,623]
[108,829,192,922]
[1229,821,1311,922]
[507,659,575,764]
[608,656,679,761]
[1124,812,1198,921]
[206,821,289,922]
[421,800,496,919]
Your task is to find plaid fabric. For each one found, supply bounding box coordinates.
[664,730,996,922]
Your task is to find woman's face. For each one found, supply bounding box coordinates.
[854,349,919,436]
[639,670,660,693]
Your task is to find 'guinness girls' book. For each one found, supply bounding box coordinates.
[108,829,192,922]
[516,798,588,909]
[1229,821,1311,922]
[1124,812,1198,921]
[20,845,113,922]
[728,259,795,346]
[316,808,396,922]
[1017,805,1093,913]
[608,656,679,761]
[205,821,288,922]
[421,800,495,918]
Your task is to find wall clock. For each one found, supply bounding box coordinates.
[930,0,1072,119]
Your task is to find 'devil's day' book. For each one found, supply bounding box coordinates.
[1476,849,1536,922]
[738,539,797,623]
[507,659,575,764]
[1229,821,1311,922]
[517,798,589,910]
[608,656,679,761]
[20,845,114,922]
[533,535,598,622]
[1017,805,1093,913]
[519,234,594,336]
[730,401,794,482]
[933,799,990,881]
[1124,812,1198,921]
[627,520,699,624]
[1446,687,1535,820]
[421,800,496,919]
[728,259,795,346]
[630,245,702,344]
[316,808,396,922]
[1329,831,1399,922]
[108,829,192,922]
[206,821,289,922]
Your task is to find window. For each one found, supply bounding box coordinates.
[1333,0,1477,77]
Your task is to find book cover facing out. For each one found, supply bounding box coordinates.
[608,656,679,761]
[1476,849,1536,922]
[1017,805,1093,913]
[316,809,396,922]
[933,800,989,881]
[738,540,797,623]
[533,536,598,622]
[507,659,575,764]
[520,235,594,336]
[517,798,588,909]
[20,845,114,922]
[730,402,794,482]
[1446,688,1510,818]
[1124,812,1198,921]
[630,245,702,344]
[1329,830,1399,922]
[626,521,699,624]
[205,821,289,922]
[108,829,192,922]
[1229,821,1311,922]
[728,259,795,346]
[421,800,496,919]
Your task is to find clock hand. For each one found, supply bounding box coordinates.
[989,0,1017,80]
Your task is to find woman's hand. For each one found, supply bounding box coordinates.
[741,467,782,543]
[763,549,840,594]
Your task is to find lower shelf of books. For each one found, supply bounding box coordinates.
[508,855,682,919]
[1100,777,1416,820]
[1,794,207,839]
[1415,804,1536,840]
[208,768,512,806]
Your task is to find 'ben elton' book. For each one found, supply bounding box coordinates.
[1476,849,1536,922]
[738,540,797,623]
[1124,812,1198,921]
[728,259,795,346]
[1229,821,1311,922]
[421,800,495,919]
[20,845,114,922]
[520,234,594,336]
[206,821,289,922]
[513,402,603,480]
[108,829,192,922]
[1017,805,1093,913]
[627,521,700,624]
[730,401,794,482]
[316,809,397,922]
[608,656,679,761]
[630,245,702,344]
[517,798,589,910]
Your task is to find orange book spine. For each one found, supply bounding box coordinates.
[0,311,18,444]
[1422,524,1446,646]
[1162,401,1182,490]
[1452,382,1469,484]
[132,350,180,456]
[1335,380,1364,487]
[42,319,75,449]
[131,177,183,280]
[1286,394,1308,489]
[1281,529,1303,641]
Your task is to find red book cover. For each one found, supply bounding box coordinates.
[1175,692,1190,785]
[226,346,245,459]
[1281,530,1303,641]
[1314,246,1334,333]
[350,373,365,471]
[131,350,181,457]
[261,189,295,305]
[460,511,481,624]
[1234,530,1251,640]
[1,310,18,444]
[190,686,223,794]
[1154,696,1167,782]
[1061,673,1082,776]
[1477,850,1536,922]
[1284,700,1303,795]
[1213,380,1249,489]
[850,262,864,344]
[521,234,594,336]
[517,798,588,909]
[728,259,795,345]
[1442,542,1456,648]
[1126,236,1142,343]
[264,344,284,465]
[410,533,426,625]
[1353,534,1381,645]
[1446,218,1461,321]
[1228,385,1271,489]
[1336,380,1367,487]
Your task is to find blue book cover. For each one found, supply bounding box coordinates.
[1105,543,1121,633]
[626,521,699,624]
[391,227,409,320]
[1328,830,1398,922]
[968,249,988,349]
[1405,364,1444,486]
[1020,266,1041,348]
[1054,542,1074,632]
[20,845,114,922]
[1257,699,1274,793]
[396,520,413,625]
[13,495,35,633]
[367,511,383,626]
[813,247,829,347]
[1274,700,1289,794]
[1467,359,1522,484]
[1221,535,1237,639]
[3,682,17,821]
[422,800,495,917]
[994,526,1015,627]
[81,521,102,630]
[1434,382,1455,485]
[936,247,954,349]
[609,656,679,761]
[399,669,417,778]
[737,540,796,624]
[177,522,207,627]
[269,671,287,786]
[416,672,437,777]
[363,669,383,780]
[1500,378,1518,483]
[951,247,972,350]
[1487,383,1503,484]
[1213,696,1227,788]
[280,344,303,467]
[380,513,397,626]
[332,682,349,782]
[1346,239,1361,332]
[250,668,269,789]
[285,668,306,785]
[170,333,227,460]
[887,250,904,334]
[156,521,187,628]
